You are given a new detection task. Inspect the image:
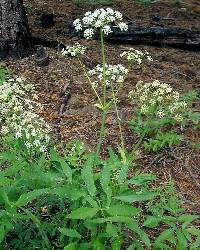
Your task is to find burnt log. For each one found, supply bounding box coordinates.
[106,26,200,50]
[0,0,31,59]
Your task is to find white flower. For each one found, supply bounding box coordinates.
[16,131,22,138]
[120,48,152,64]
[61,43,86,57]
[118,22,128,31]
[102,25,112,35]
[73,8,128,39]
[157,110,165,118]
[40,145,47,152]
[88,64,128,87]
[84,28,94,39]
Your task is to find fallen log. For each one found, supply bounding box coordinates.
[32,25,200,51]
[105,26,200,50]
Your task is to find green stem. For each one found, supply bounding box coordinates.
[21,207,50,248]
[78,58,103,107]
[110,82,126,160]
[96,111,107,155]
[131,129,147,155]
[100,28,107,105]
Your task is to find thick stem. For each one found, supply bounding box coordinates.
[100,28,107,105]
[110,82,126,160]
[96,111,107,155]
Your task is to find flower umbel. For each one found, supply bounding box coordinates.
[129,80,188,122]
[88,64,129,88]
[61,43,87,57]
[73,8,128,39]
[120,48,153,65]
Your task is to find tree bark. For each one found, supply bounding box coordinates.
[0,0,31,59]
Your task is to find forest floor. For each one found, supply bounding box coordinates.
[5,0,200,215]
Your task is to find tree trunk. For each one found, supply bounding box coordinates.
[0,0,31,59]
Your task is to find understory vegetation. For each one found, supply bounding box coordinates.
[0,7,200,250]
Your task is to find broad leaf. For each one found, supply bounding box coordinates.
[106,204,140,217]
[68,207,99,219]
[143,216,161,228]
[59,228,81,239]
[114,190,157,203]
[15,188,49,207]
[81,154,96,196]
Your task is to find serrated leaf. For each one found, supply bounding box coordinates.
[100,164,112,205]
[186,227,200,236]
[127,220,151,247]
[127,241,145,250]
[93,237,106,250]
[155,228,175,244]
[89,216,130,224]
[15,188,49,207]
[114,190,157,203]
[59,228,81,239]
[81,155,96,196]
[143,216,161,228]
[64,243,77,250]
[176,229,188,250]
[106,223,118,237]
[178,214,199,228]
[59,159,72,183]
[129,173,156,186]
[117,164,129,185]
[106,204,140,217]
[68,207,99,219]
[111,236,123,250]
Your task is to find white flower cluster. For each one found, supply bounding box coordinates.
[0,77,51,152]
[129,80,188,122]
[61,43,87,57]
[88,64,129,88]
[120,48,153,64]
[73,8,128,39]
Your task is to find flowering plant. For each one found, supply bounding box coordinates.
[73,8,128,39]
[61,43,87,57]
[62,8,152,161]
[0,77,50,153]
[120,48,153,65]
[129,80,187,122]
[88,64,129,88]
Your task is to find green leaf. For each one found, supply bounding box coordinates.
[59,228,81,239]
[60,159,72,183]
[127,241,145,250]
[114,190,157,203]
[89,216,130,224]
[117,164,129,185]
[100,164,112,205]
[127,220,151,247]
[111,236,123,250]
[155,228,175,245]
[106,223,118,237]
[178,214,199,228]
[186,227,200,236]
[129,173,156,186]
[106,204,140,217]
[93,237,106,250]
[176,229,188,250]
[64,243,77,250]
[15,188,49,207]
[81,155,96,196]
[143,216,161,228]
[68,207,99,219]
